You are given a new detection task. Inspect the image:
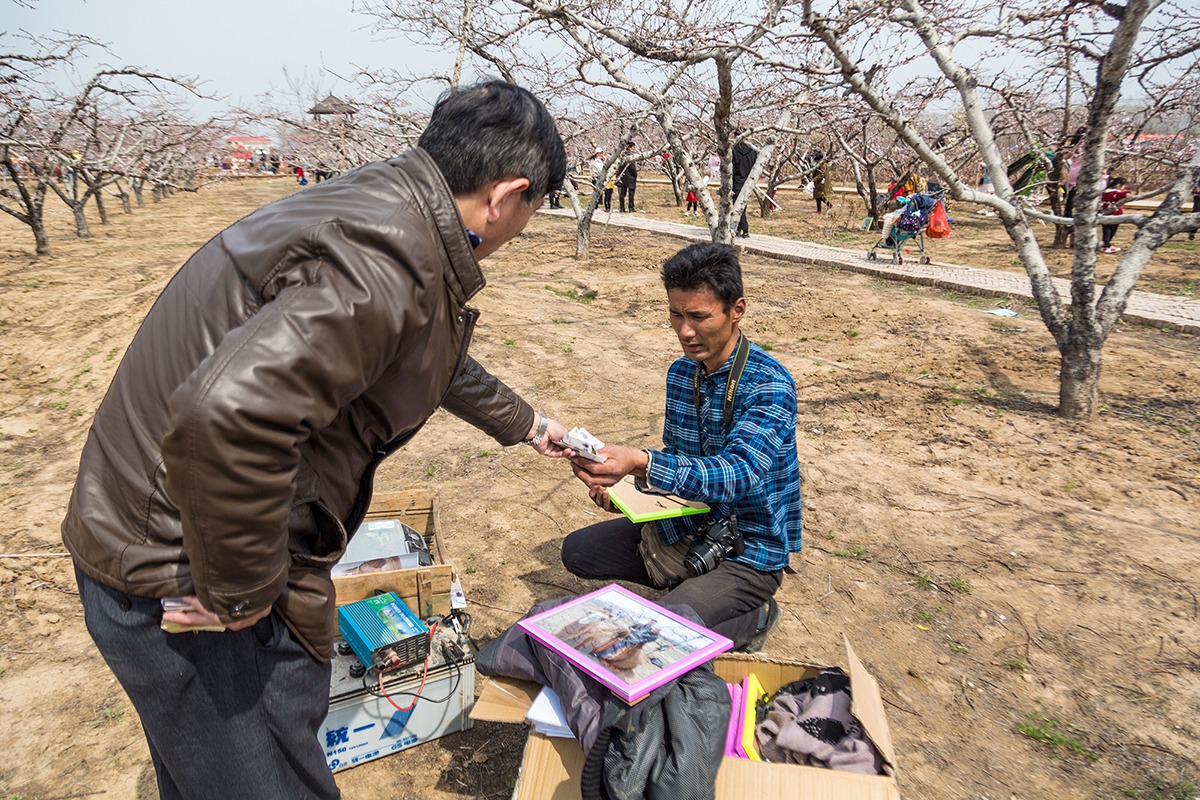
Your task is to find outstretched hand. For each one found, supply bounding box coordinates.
[530,416,573,457]
[570,444,649,489]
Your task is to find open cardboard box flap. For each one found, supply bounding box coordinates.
[471,636,900,800]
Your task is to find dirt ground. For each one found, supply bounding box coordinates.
[1,177,1198,800]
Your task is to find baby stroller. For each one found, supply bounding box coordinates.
[867,191,940,265]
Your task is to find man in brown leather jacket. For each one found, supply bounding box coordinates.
[62,81,570,799]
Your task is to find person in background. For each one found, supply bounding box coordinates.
[617,140,639,213]
[62,80,572,800]
[589,147,612,213]
[731,133,757,238]
[1100,176,1130,253]
[811,151,835,214]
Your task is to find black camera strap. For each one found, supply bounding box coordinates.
[692,334,751,456]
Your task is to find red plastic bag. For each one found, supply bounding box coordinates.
[926,199,950,239]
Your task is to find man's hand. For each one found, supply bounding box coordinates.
[589,485,617,513]
[529,416,572,457]
[161,595,272,632]
[570,445,650,489]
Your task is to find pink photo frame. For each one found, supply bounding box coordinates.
[518,583,734,704]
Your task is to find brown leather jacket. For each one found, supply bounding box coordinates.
[62,149,533,661]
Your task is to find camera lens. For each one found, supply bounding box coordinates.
[684,538,722,577]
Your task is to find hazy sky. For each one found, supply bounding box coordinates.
[6,0,438,116]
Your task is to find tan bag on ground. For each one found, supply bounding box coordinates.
[638,522,691,589]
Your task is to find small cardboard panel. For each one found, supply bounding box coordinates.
[516,734,585,800]
[606,475,709,524]
[470,676,543,725]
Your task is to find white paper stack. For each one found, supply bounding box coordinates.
[525,687,575,739]
[558,427,606,462]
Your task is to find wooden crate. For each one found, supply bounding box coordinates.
[332,489,453,619]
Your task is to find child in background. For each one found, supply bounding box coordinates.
[685,188,699,216]
[1099,176,1130,253]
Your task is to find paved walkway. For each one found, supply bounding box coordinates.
[541,207,1200,335]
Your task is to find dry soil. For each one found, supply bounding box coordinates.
[1,177,1197,800]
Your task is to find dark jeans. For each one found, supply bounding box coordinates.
[75,566,339,800]
[619,183,636,212]
[1102,223,1118,248]
[561,517,782,649]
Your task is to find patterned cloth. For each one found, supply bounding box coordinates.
[647,341,802,571]
[755,668,884,774]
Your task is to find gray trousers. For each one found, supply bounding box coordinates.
[560,517,781,648]
[75,566,339,800]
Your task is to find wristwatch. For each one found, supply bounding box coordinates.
[523,412,549,447]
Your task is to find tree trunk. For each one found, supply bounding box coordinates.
[94,191,108,224]
[865,166,881,228]
[1048,162,1071,248]
[115,180,131,213]
[565,178,600,259]
[1057,335,1102,419]
[71,204,92,238]
[575,214,592,259]
[132,180,144,207]
[32,217,50,255]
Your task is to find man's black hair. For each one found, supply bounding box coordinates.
[418,80,566,204]
[661,242,744,311]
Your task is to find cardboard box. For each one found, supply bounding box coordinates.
[471,636,899,800]
[333,490,453,618]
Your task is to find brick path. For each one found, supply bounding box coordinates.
[542,207,1200,335]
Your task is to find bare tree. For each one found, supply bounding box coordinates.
[796,0,1200,418]
[2,30,207,253]
[0,33,93,253]
[512,0,805,245]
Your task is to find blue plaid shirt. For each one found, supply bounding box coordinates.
[647,340,802,571]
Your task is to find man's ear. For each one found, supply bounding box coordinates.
[730,297,747,324]
[485,177,532,221]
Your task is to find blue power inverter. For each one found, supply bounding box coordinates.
[337,592,430,671]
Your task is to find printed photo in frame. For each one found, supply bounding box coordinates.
[518,583,734,704]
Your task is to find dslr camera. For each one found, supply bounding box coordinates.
[684,516,745,577]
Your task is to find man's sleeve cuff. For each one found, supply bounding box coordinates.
[645,449,677,492]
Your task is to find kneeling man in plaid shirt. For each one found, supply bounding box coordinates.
[564,242,802,652]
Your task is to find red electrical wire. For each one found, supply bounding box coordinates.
[377,622,437,712]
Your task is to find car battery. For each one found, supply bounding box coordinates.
[321,623,475,773]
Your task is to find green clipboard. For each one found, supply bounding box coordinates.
[606,475,710,524]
